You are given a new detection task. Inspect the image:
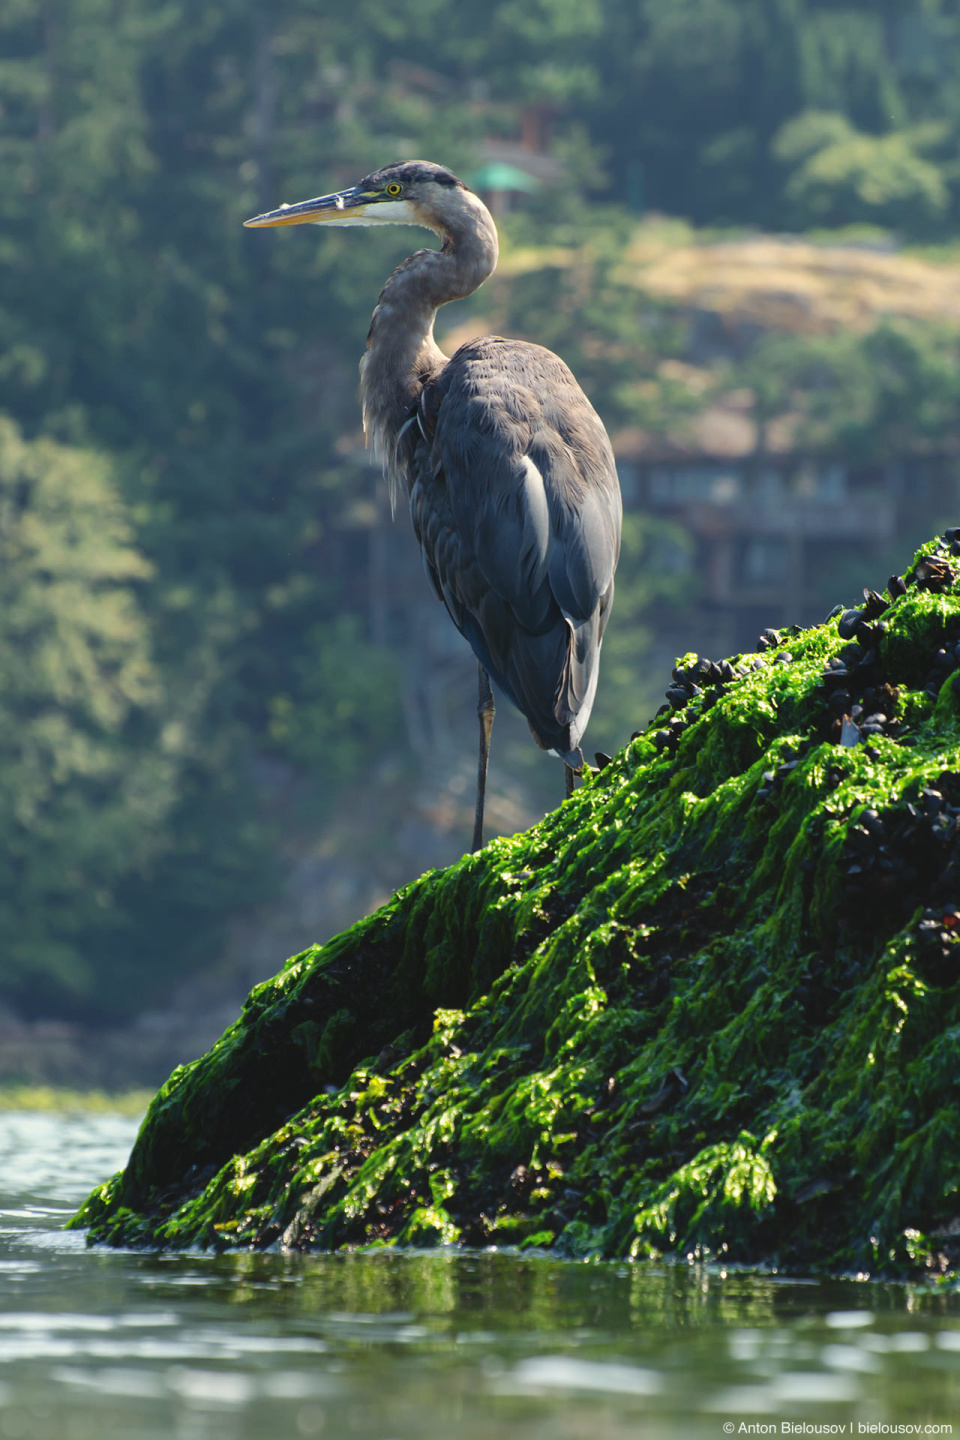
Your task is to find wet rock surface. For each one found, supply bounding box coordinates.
[72,533,960,1281]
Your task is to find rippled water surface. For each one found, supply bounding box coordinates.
[1,1108,959,1438]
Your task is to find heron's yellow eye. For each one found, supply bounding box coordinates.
[386,182,403,196]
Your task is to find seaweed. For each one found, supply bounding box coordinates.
[70,533,960,1279]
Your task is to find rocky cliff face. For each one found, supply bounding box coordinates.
[73,534,960,1279]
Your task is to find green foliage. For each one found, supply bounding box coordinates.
[584,1,960,232]
[774,111,949,228]
[0,418,168,1006]
[0,1085,150,1114]
[267,615,400,781]
[0,416,276,1018]
[737,319,960,461]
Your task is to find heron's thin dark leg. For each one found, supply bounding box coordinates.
[564,746,584,801]
[472,665,495,853]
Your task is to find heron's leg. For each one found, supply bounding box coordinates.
[472,665,495,853]
[564,746,584,801]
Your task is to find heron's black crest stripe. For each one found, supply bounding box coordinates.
[363,161,464,191]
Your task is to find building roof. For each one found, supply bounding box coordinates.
[612,393,800,463]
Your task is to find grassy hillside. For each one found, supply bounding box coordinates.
[620,226,960,335]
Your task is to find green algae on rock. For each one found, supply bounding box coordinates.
[72,536,960,1278]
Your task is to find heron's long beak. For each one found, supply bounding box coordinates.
[244,185,375,228]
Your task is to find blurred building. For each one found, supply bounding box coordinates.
[607,232,960,653]
[613,394,954,652]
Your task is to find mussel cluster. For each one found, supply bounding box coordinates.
[926,639,960,703]
[911,551,957,593]
[646,655,740,756]
[815,537,960,746]
[841,772,960,984]
[756,753,804,803]
[645,638,800,758]
[636,529,960,765]
[815,620,899,749]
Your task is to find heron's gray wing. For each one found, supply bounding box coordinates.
[436,339,621,624]
[409,337,621,756]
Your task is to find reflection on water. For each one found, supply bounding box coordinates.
[0,1109,958,1438]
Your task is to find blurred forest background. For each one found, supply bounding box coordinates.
[5,0,960,1079]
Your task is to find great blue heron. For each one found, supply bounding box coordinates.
[245,161,621,851]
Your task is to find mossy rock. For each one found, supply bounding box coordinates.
[72,536,960,1279]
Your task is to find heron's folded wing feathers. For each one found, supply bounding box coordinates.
[409,337,621,753]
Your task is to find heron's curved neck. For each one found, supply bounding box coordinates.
[360,191,498,466]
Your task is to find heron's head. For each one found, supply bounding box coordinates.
[243,161,475,237]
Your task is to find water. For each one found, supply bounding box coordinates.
[0,1109,958,1439]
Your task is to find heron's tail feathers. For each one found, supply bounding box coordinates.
[549,613,601,758]
[519,613,600,762]
[471,581,614,764]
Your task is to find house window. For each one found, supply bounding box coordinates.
[648,466,743,505]
[742,538,789,587]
